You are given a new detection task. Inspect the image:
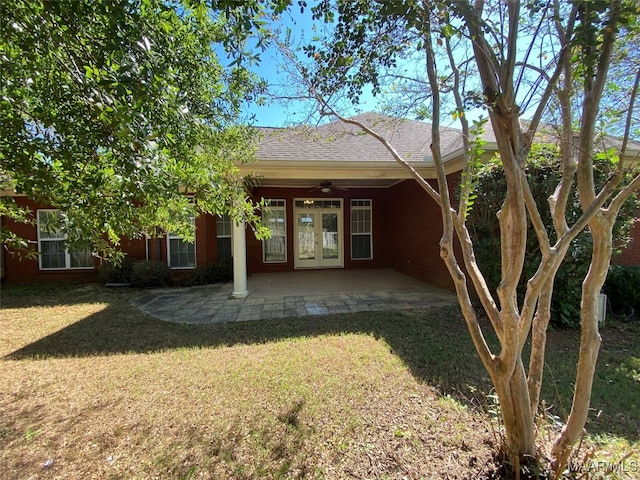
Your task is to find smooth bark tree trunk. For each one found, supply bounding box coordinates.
[326,4,637,477]
[550,217,611,475]
[496,358,537,465]
[527,279,554,416]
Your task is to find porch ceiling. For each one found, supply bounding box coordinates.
[252,177,403,189]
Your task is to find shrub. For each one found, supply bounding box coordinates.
[604,265,640,318]
[466,143,639,328]
[97,256,135,284]
[130,260,171,287]
[188,258,233,286]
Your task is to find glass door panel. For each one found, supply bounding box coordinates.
[322,213,339,260]
[297,212,316,261]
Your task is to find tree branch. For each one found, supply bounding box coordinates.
[577,0,623,207]
[524,5,578,146]
[501,1,520,104]
[609,171,640,216]
[322,107,442,205]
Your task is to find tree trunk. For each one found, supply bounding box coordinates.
[527,278,554,415]
[495,357,537,467]
[550,216,611,475]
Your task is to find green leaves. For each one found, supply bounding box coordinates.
[465,144,640,327]
[0,0,261,260]
[460,117,488,219]
[302,0,419,104]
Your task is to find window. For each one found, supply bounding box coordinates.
[263,200,286,263]
[216,214,232,261]
[294,199,341,209]
[351,200,373,260]
[167,218,196,269]
[37,210,93,270]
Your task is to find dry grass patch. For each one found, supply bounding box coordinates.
[2,283,638,479]
[1,284,497,479]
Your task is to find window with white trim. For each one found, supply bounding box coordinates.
[37,210,93,270]
[263,200,286,263]
[350,200,373,260]
[216,214,232,261]
[167,218,196,269]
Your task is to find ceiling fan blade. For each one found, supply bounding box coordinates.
[306,181,349,193]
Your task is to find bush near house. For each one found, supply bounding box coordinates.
[98,257,233,288]
[604,265,640,319]
[188,258,233,286]
[97,257,136,284]
[466,144,640,327]
[129,260,172,288]
[98,258,172,287]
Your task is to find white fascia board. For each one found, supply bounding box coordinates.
[238,159,440,180]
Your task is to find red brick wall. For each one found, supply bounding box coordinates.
[2,198,143,284]
[197,214,220,265]
[246,187,393,274]
[386,178,640,292]
[1,196,231,284]
[387,178,457,291]
[10,183,633,287]
[614,218,640,266]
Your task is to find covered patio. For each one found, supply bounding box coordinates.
[133,269,458,324]
[223,114,466,298]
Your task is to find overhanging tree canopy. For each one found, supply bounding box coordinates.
[0,0,267,259]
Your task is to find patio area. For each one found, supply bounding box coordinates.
[133,269,459,324]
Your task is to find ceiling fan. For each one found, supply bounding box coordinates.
[308,181,348,194]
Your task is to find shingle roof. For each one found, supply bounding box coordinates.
[256,112,640,165]
[256,113,467,163]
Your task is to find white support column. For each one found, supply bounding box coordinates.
[231,220,249,298]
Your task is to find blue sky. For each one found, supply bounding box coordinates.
[236,8,511,129]
[239,7,383,128]
[235,5,558,131]
[239,8,316,127]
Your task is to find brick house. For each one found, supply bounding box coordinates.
[2,113,639,294]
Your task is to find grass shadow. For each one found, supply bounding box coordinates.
[3,284,639,443]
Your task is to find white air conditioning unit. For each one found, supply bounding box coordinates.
[597,293,607,327]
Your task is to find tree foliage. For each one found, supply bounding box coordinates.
[469,143,640,327]
[0,0,267,260]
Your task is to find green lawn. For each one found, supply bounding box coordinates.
[1,283,638,479]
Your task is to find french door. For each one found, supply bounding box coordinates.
[294,200,343,268]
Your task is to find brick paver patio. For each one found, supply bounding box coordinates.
[133,274,458,324]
